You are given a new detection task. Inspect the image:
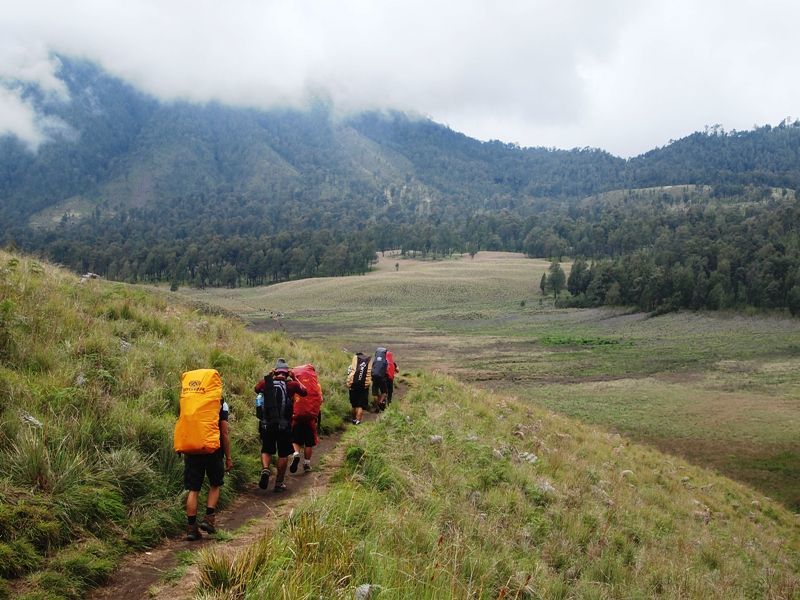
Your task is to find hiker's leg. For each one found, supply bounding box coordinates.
[292,442,302,455]
[206,485,221,510]
[261,452,272,469]
[304,446,313,460]
[276,456,289,481]
[355,406,363,421]
[186,490,199,518]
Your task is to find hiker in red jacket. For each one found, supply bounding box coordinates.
[386,349,398,405]
[254,358,307,492]
[288,364,324,473]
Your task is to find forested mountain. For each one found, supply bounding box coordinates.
[1,58,800,312]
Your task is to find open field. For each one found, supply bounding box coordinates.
[176,252,800,510]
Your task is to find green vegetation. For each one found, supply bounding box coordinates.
[195,373,800,598]
[0,251,351,598]
[181,253,800,510]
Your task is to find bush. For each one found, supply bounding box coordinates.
[0,539,42,578]
[51,539,119,588]
[23,570,79,600]
[101,448,158,502]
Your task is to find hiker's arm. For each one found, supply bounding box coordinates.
[288,378,307,397]
[220,420,232,472]
[254,379,264,394]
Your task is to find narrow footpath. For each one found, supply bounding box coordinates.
[90,405,385,600]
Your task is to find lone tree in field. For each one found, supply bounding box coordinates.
[548,260,566,299]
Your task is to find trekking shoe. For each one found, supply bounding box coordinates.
[199,514,216,534]
[274,481,287,493]
[351,418,358,424]
[289,452,301,473]
[354,419,362,425]
[258,468,270,490]
[303,462,312,473]
[186,523,201,541]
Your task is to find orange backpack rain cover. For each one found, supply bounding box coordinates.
[292,364,323,419]
[173,368,223,454]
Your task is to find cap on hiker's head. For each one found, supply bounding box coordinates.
[274,358,290,372]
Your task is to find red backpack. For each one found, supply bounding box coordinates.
[386,350,396,380]
[292,364,323,419]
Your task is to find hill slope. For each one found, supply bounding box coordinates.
[0,251,798,598]
[192,374,800,598]
[0,250,351,599]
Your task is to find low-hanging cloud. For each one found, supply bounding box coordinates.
[1,0,798,156]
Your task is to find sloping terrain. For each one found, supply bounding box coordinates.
[0,251,351,599]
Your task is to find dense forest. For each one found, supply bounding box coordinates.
[2,58,800,314]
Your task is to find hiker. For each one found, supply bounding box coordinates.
[174,369,233,542]
[254,358,307,492]
[289,364,324,474]
[371,347,389,412]
[347,352,372,424]
[386,349,398,405]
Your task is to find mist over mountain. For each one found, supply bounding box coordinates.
[1,58,800,313]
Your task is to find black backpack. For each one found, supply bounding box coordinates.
[352,354,371,389]
[372,347,388,378]
[259,375,292,433]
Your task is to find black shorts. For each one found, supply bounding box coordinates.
[260,427,293,458]
[184,451,224,491]
[292,418,318,447]
[372,376,387,396]
[349,388,369,409]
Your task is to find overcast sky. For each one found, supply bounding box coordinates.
[1,0,798,157]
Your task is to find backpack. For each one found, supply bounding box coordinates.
[260,374,292,432]
[174,369,222,454]
[292,364,323,420]
[386,350,396,380]
[372,347,388,378]
[351,354,371,390]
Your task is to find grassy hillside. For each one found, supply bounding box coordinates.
[0,251,351,599]
[194,373,800,598]
[180,252,800,510]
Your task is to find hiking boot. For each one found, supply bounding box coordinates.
[274,481,287,493]
[354,419,361,425]
[289,453,301,473]
[258,468,270,490]
[186,523,201,541]
[199,514,216,534]
[303,462,312,473]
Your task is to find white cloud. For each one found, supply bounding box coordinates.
[0,0,798,156]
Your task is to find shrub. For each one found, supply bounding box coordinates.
[0,539,42,578]
[51,539,119,588]
[101,448,158,502]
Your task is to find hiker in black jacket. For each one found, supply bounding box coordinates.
[254,358,307,492]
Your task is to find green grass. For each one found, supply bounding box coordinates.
[194,372,800,598]
[0,251,353,597]
[176,251,800,510]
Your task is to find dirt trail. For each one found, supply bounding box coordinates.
[90,407,382,600]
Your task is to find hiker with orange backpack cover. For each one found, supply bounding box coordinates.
[173,369,232,541]
[288,364,324,473]
[254,359,307,492]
